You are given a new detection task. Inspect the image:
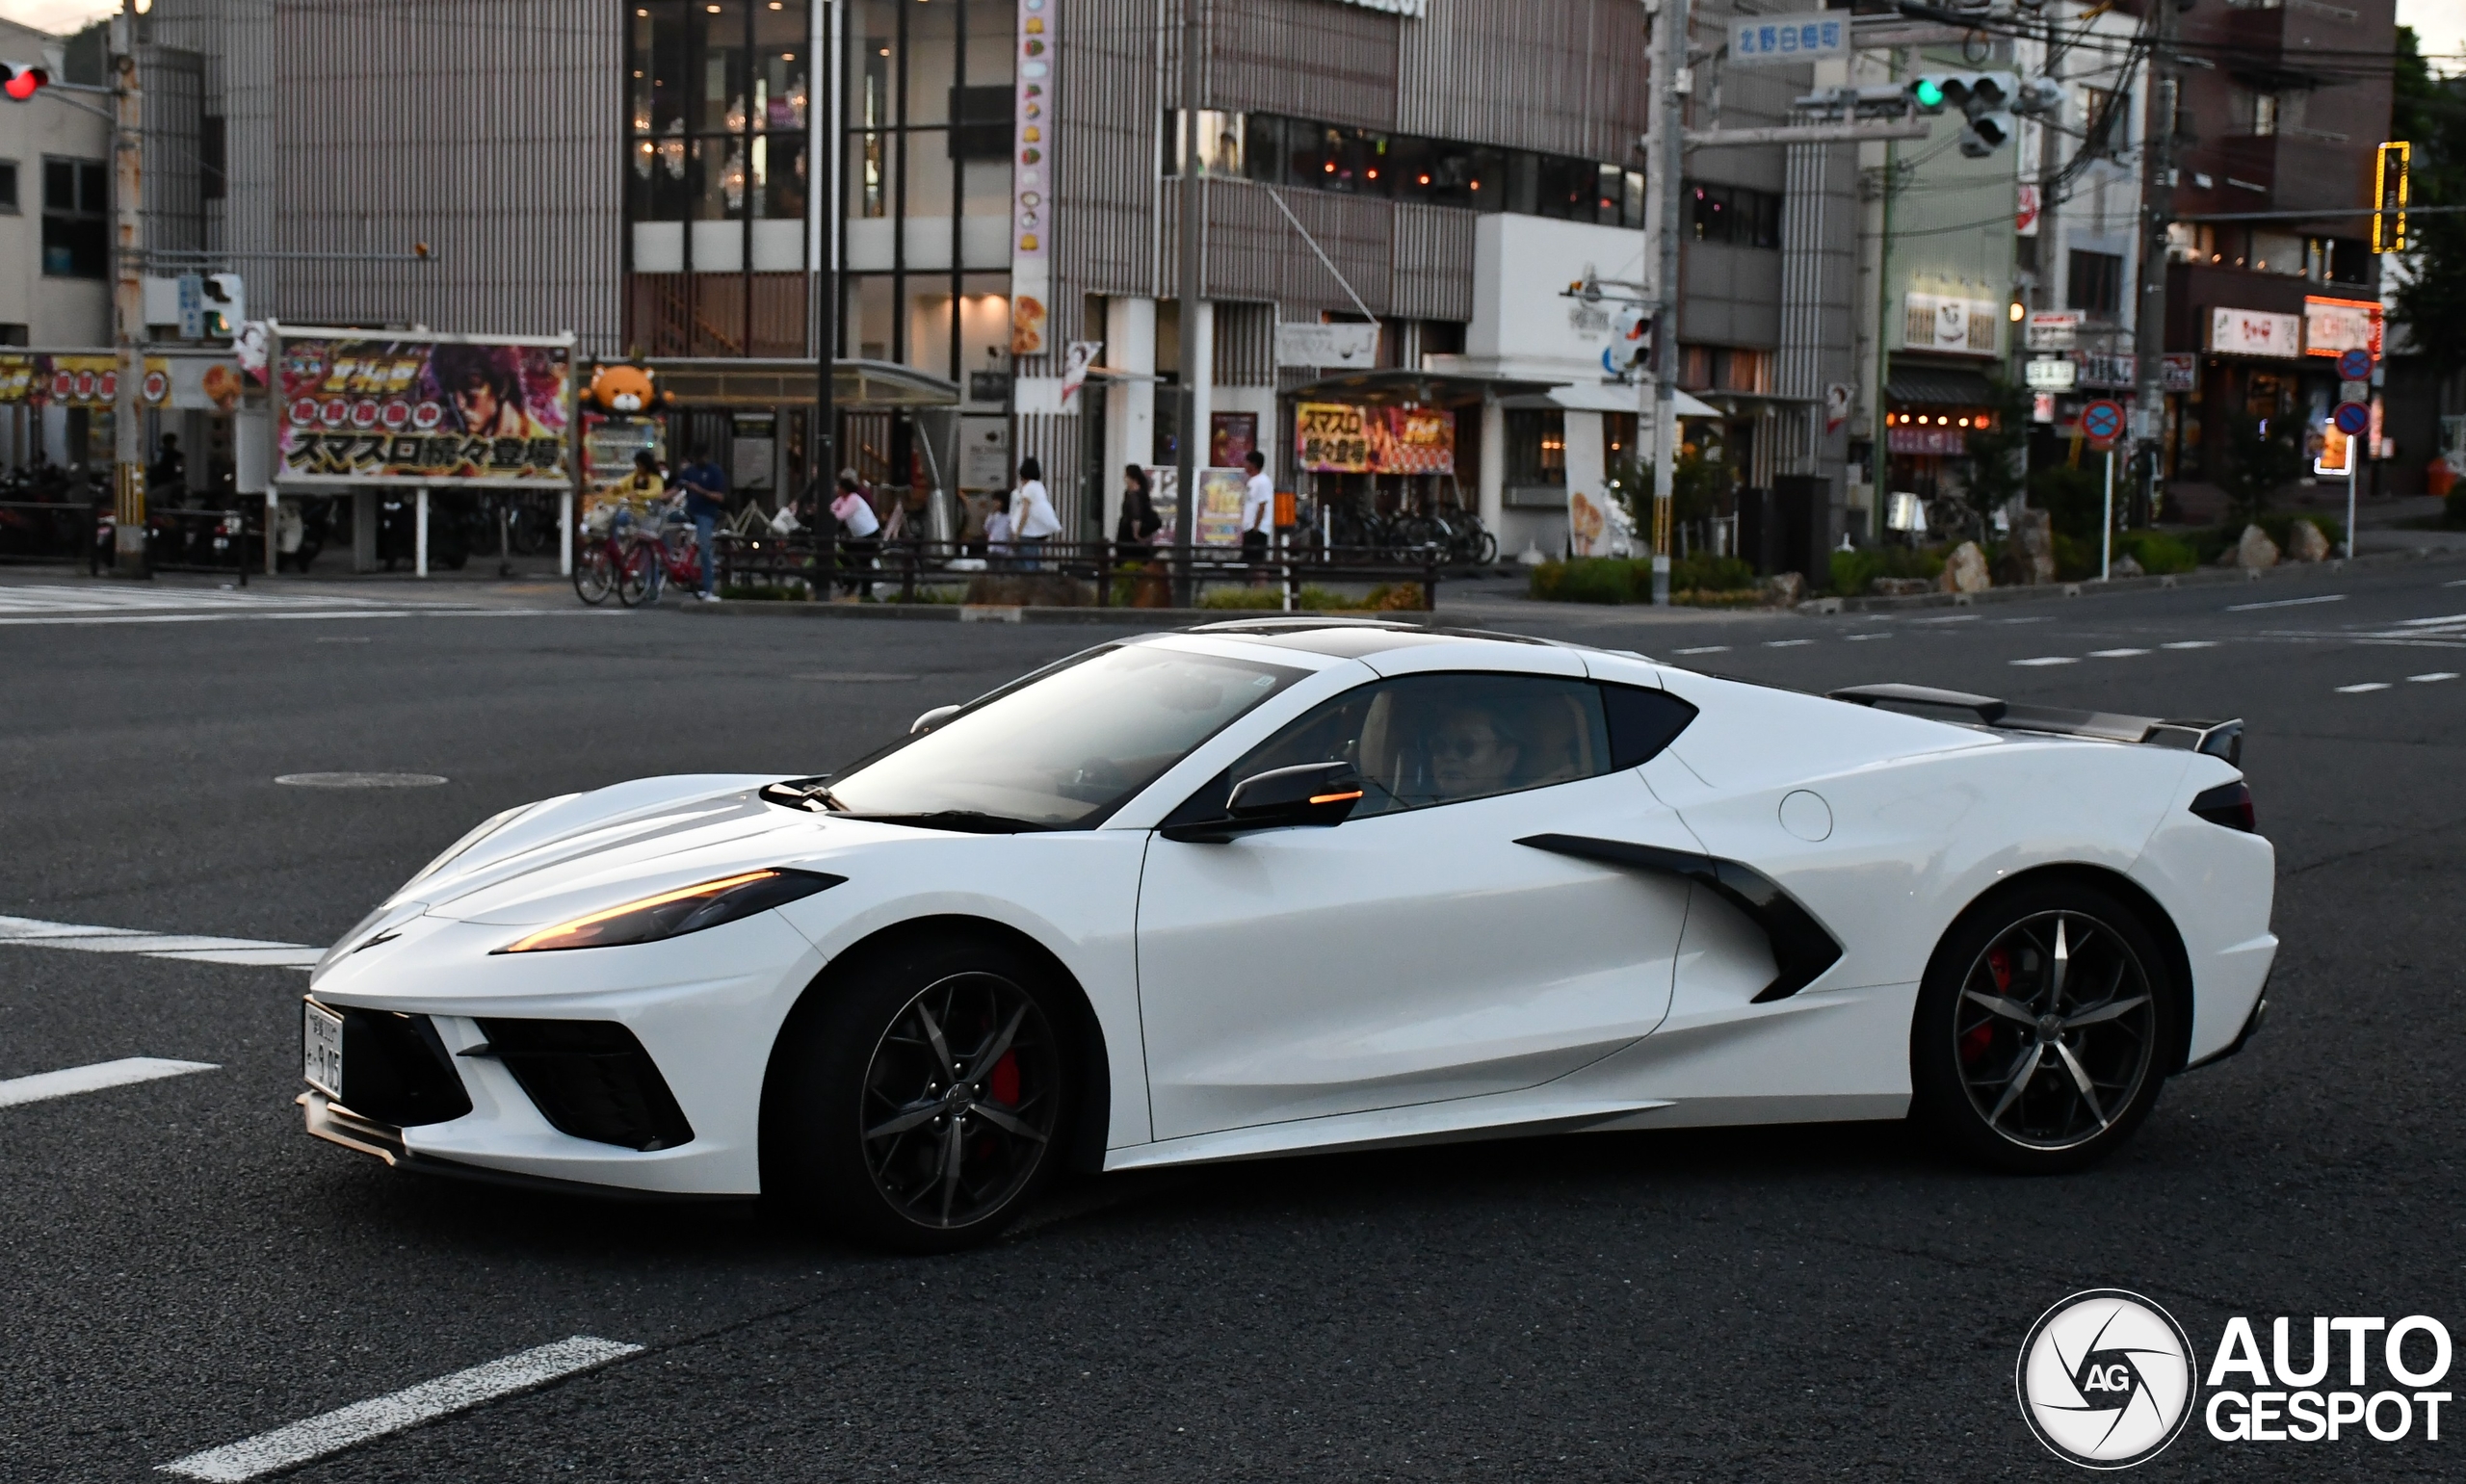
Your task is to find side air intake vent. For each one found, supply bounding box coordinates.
[476,1018,695,1151]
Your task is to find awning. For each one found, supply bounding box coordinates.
[1885,363,1996,408]
[628,357,960,410]
[1518,380,1723,417]
[1281,368,1560,409]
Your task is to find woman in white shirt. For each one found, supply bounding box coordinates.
[828,470,881,595]
[1010,456,1061,570]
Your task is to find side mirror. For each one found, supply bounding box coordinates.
[910,704,961,735]
[1163,762,1363,842]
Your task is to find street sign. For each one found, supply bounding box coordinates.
[1728,13,1847,68]
[176,275,205,341]
[2080,399,2125,448]
[2024,356,2077,391]
[2333,402,2371,436]
[2336,348,2373,382]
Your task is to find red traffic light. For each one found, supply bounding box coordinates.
[1,62,49,101]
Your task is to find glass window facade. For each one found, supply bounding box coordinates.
[1222,112,1644,228]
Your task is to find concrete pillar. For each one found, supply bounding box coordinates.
[1478,400,1505,536]
[1190,300,1215,466]
[1103,296,1157,513]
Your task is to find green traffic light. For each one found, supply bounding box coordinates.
[1912,78,1946,109]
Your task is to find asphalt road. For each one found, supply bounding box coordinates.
[4,560,2465,1480]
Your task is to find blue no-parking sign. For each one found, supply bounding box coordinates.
[2080,399,2124,447]
[2333,401,2371,436]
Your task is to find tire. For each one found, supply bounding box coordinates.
[573,542,615,605]
[1908,880,2179,1174]
[616,544,657,607]
[764,935,1078,1252]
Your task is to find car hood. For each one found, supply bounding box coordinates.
[387,773,837,928]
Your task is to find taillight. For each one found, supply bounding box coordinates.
[2191,780,2255,833]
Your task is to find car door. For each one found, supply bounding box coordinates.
[1134,669,1703,1141]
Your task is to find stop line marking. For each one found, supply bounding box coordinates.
[158,1336,643,1481]
[0,915,322,969]
[0,1057,217,1109]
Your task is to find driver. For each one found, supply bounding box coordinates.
[1428,706,1522,800]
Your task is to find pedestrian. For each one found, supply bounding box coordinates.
[1239,448,1274,573]
[673,449,730,602]
[1115,464,1162,562]
[1010,456,1061,571]
[148,433,187,508]
[830,469,881,596]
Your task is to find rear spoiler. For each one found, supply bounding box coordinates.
[1827,683,2243,767]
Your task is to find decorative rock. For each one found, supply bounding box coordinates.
[1940,540,1992,593]
[2110,552,2144,579]
[2000,507,2058,586]
[1763,571,1805,607]
[2286,518,2332,562]
[2234,524,2281,570]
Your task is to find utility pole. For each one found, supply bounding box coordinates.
[814,1,837,508]
[1170,0,1202,608]
[2129,0,2180,527]
[110,4,145,575]
[1646,0,1692,607]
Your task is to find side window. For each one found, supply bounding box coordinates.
[1601,683,1697,768]
[1208,673,1618,819]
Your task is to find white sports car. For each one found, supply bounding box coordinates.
[300,619,2273,1249]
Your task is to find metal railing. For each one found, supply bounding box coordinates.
[711,534,1443,612]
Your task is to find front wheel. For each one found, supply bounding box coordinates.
[573,541,616,605]
[1909,882,2178,1174]
[615,543,658,607]
[765,937,1076,1251]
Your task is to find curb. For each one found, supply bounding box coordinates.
[672,601,1443,626]
[1797,544,2466,615]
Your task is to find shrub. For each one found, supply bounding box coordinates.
[1827,543,1945,596]
[2029,463,2108,541]
[2112,531,2196,574]
[1673,553,1755,592]
[2213,411,2308,523]
[1530,558,1645,604]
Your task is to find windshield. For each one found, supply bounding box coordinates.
[826,644,1306,828]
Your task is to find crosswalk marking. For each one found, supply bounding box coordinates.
[0,585,394,615]
[2010,656,2078,666]
[0,914,323,969]
[0,1057,218,1109]
[2087,648,2150,658]
[2337,682,2392,693]
[159,1337,644,1481]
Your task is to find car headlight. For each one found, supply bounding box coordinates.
[494,868,844,954]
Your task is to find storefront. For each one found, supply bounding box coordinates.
[1881,359,1999,508]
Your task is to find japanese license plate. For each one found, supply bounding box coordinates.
[302,1000,344,1100]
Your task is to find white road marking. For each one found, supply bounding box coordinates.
[1845,632,1891,640]
[1764,638,1813,648]
[0,609,598,629]
[0,1057,217,1109]
[0,585,394,614]
[0,915,323,969]
[2408,672,2459,683]
[1671,645,1729,654]
[2086,648,2151,658]
[2161,640,2219,649]
[2010,656,2078,666]
[2445,579,2466,588]
[2337,682,2392,693]
[2225,593,2347,612]
[158,1336,643,1481]
[1911,613,1981,623]
[2387,612,2466,629]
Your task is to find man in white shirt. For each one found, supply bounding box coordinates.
[1239,450,1274,568]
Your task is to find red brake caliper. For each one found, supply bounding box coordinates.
[988,1049,1021,1106]
[1962,949,2016,1066]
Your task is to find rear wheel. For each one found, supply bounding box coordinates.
[765,936,1076,1251]
[1909,882,2177,1173]
[615,543,657,607]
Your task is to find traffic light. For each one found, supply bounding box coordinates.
[200,273,244,338]
[1,61,49,102]
[2375,141,2410,253]
[1907,71,2016,157]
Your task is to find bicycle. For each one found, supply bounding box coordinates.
[616,504,706,606]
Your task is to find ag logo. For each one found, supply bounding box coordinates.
[2017,1289,2196,1469]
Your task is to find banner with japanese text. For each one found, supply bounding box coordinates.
[1295,403,1455,474]
[273,332,573,487]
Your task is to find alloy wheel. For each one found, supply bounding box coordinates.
[859,971,1060,1230]
[1952,910,2158,1152]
